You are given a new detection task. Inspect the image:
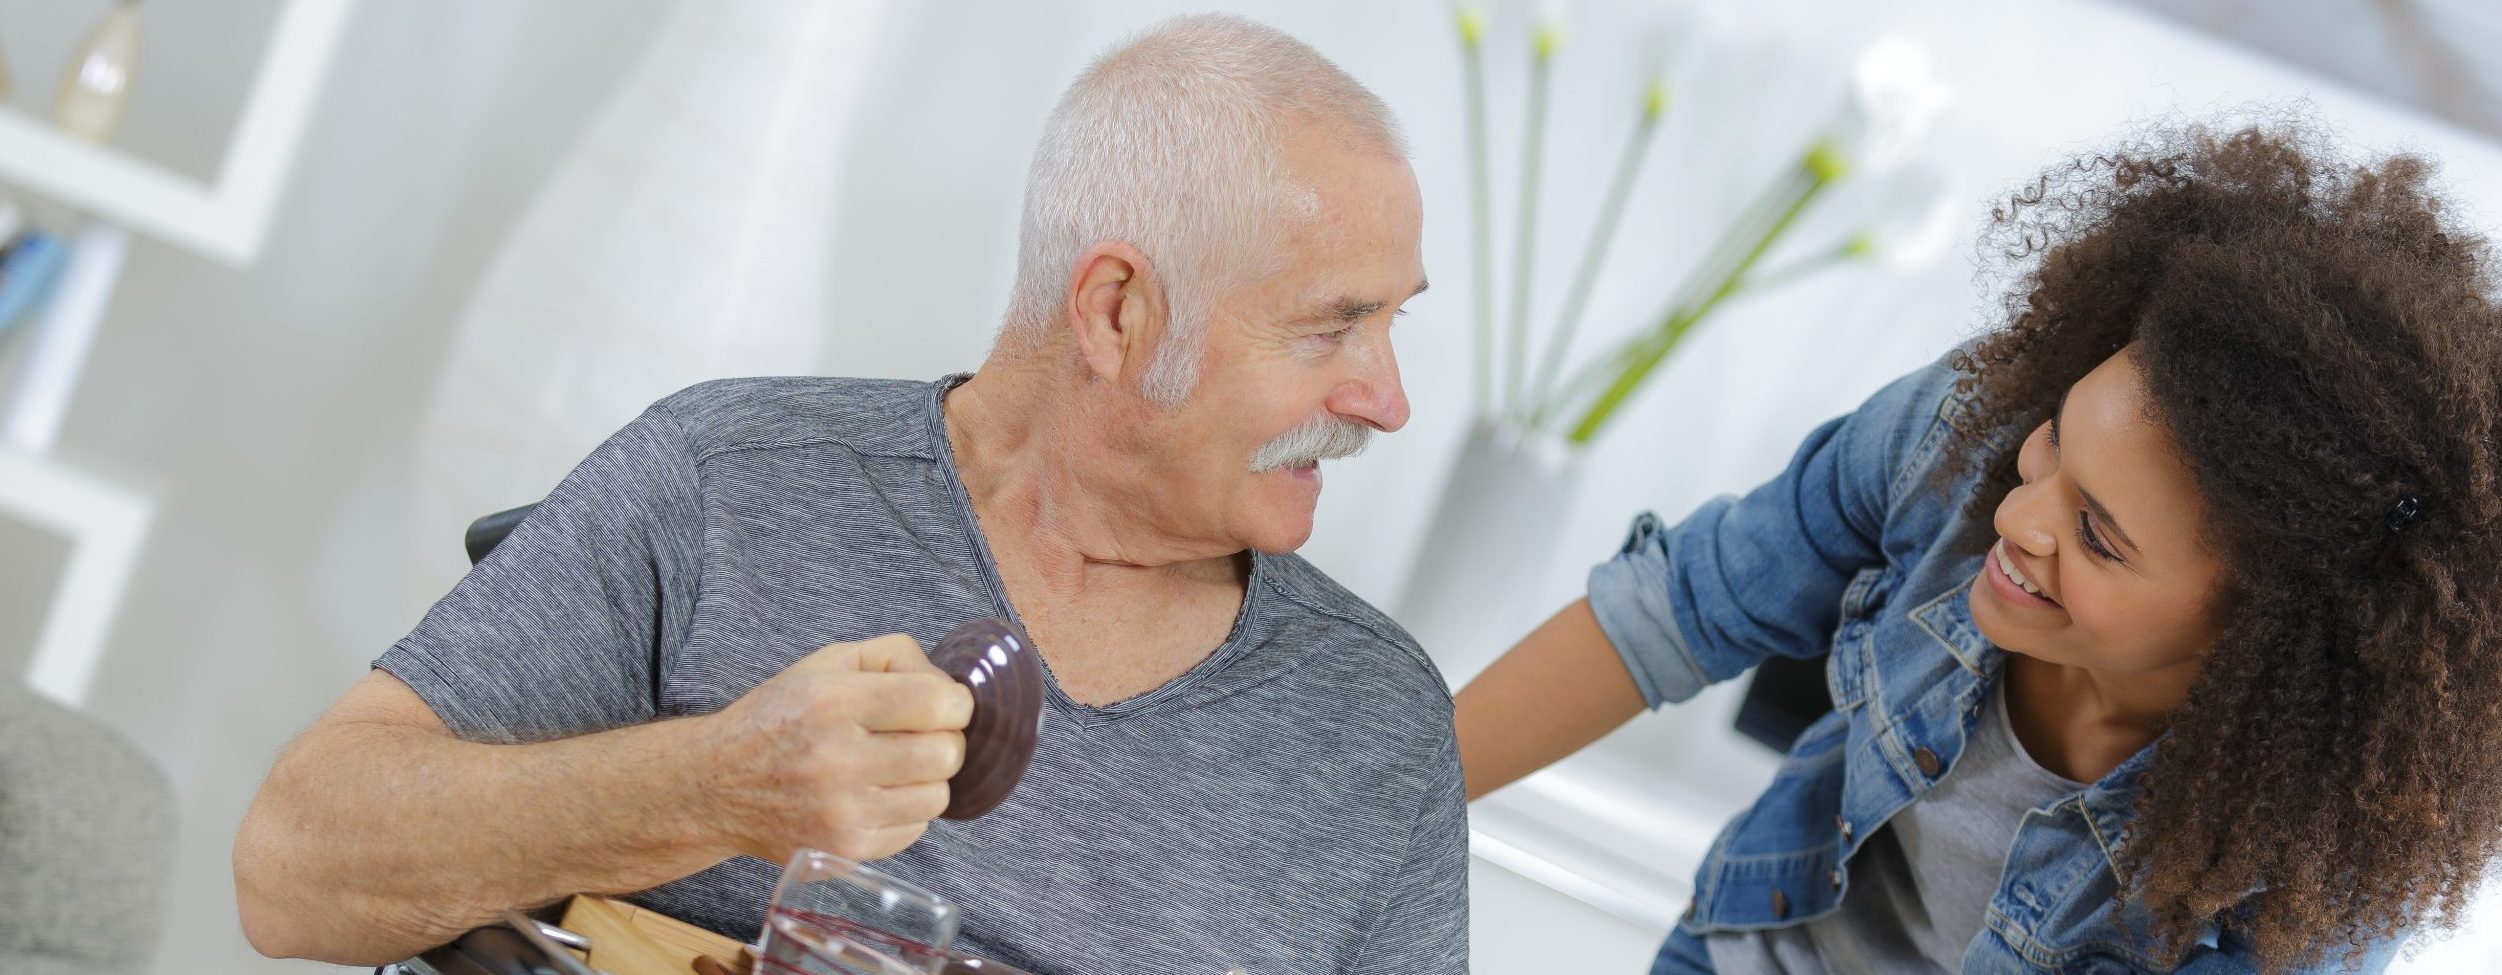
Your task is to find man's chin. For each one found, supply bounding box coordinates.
[1243,531,1313,555]
[1239,496,1320,553]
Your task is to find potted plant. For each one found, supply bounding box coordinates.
[1398,6,1958,683]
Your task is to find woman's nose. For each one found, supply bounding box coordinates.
[1994,482,2060,556]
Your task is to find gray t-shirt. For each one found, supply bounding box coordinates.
[375,375,1467,975]
[1707,679,2083,974]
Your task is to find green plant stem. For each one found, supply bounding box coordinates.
[1542,222,1856,430]
[1536,163,1800,429]
[1505,33,1555,420]
[1742,241,1858,294]
[1535,331,1646,429]
[1528,90,1661,422]
[1459,26,1495,420]
[1566,156,1840,445]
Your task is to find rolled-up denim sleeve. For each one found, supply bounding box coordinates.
[1587,359,1959,708]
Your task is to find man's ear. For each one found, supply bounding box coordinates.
[1063,241,1167,387]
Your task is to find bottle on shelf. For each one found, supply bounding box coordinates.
[57,1,143,143]
[0,24,17,100]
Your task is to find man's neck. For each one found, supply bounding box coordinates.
[942,354,1244,601]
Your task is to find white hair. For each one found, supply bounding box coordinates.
[1003,14,1408,406]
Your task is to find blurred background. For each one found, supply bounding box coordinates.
[2,1,2500,972]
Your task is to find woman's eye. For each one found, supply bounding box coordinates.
[2075,510,2121,562]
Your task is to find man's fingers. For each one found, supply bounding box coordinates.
[860,731,967,786]
[871,780,954,824]
[849,633,939,674]
[836,822,931,862]
[793,633,933,674]
[853,673,974,732]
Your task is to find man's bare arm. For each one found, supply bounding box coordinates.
[233,635,971,965]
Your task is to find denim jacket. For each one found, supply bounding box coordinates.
[1586,354,2401,974]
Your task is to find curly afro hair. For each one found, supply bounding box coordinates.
[1940,117,2502,970]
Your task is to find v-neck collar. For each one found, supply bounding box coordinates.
[923,374,1271,727]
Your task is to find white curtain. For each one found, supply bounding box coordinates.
[407,0,892,600]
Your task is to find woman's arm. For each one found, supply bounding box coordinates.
[1454,598,1647,800]
[1455,358,1968,800]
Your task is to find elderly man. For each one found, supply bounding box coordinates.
[233,14,1458,975]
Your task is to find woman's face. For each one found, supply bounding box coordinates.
[1968,345,2227,676]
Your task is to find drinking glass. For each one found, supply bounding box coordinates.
[756,849,958,975]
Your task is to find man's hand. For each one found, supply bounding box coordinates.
[706,634,975,864]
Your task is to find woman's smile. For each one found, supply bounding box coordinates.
[1983,538,2062,609]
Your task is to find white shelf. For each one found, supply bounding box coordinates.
[1469,762,1734,931]
[0,0,354,267]
[0,0,355,704]
[0,446,152,707]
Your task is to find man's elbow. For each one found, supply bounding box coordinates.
[234,844,404,966]
[235,888,311,961]
[232,808,319,961]
[233,787,391,964]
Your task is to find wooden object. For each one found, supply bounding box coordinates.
[558,894,748,975]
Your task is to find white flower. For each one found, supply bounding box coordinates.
[1846,159,1959,272]
[1829,35,1953,173]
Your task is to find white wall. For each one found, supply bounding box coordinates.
[10,1,2502,973]
[2,3,669,972]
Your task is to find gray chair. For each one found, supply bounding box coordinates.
[464,504,537,566]
[0,679,177,975]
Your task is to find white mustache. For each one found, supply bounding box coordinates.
[1248,414,1374,473]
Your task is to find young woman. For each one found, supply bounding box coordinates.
[1456,122,2502,974]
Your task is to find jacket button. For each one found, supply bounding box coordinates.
[1770,888,1790,919]
[1830,866,1845,890]
[1914,746,1942,778]
[1835,815,1854,842]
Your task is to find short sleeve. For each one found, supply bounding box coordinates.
[1343,732,1469,975]
[375,404,706,744]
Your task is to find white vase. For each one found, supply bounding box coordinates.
[56,2,141,143]
[406,0,893,603]
[1394,420,1584,689]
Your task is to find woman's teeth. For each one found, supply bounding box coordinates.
[1996,543,2052,602]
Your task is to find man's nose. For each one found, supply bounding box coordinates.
[1330,335,1410,433]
